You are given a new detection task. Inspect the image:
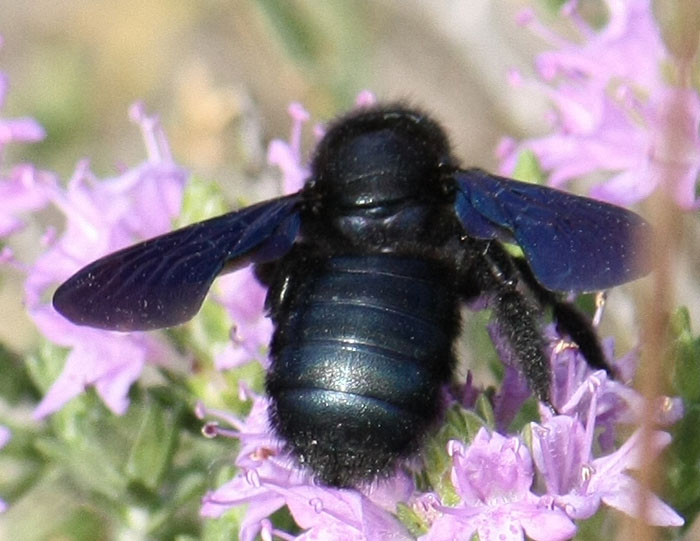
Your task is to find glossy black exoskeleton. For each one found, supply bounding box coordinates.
[53,104,651,486]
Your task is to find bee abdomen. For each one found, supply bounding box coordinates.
[266,254,459,486]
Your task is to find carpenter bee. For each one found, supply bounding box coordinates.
[53,104,651,487]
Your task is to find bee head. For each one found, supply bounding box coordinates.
[310,105,454,208]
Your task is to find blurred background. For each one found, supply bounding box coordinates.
[0,0,553,354]
[1,1,697,539]
[1,0,548,175]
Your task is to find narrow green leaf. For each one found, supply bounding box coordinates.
[125,399,182,490]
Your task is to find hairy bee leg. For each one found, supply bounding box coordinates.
[460,241,554,410]
[253,260,278,287]
[511,257,615,377]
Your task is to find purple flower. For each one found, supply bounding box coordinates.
[0,425,10,513]
[0,164,52,237]
[214,94,379,371]
[202,93,419,539]
[212,269,273,370]
[0,37,50,238]
[266,92,377,197]
[426,322,684,537]
[26,103,187,417]
[501,1,700,209]
[198,392,412,541]
[30,304,177,418]
[196,90,687,538]
[213,102,315,371]
[0,41,45,152]
[532,380,683,526]
[546,326,683,452]
[267,102,311,195]
[417,428,576,541]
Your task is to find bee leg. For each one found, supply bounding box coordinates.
[253,261,278,287]
[512,257,615,378]
[460,241,554,410]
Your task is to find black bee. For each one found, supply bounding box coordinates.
[53,104,651,487]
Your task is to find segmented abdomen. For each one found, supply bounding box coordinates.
[266,253,459,486]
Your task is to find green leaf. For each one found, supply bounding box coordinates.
[201,507,247,541]
[396,502,428,537]
[256,0,324,67]
[125,398,183,490]
[512,149,546,185]
[667,461,700,512]
[671,307,700,402]
[24,340,69,393]
[176,175,229,228]
[421,404,488,503]
[0,342,41,403]
[667,402,700,516]
[507,396,540,433]
[34,431,129,499]
[0,480,109,541]
[474,393,495,427]
[671,403,700,467]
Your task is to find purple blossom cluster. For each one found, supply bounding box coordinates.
[193,103,683,539]
[22,103,188,418]
[198,317,683,540]
[0,0,692,536]
[212,93,377,373]
[0,425,10,513]
[499,0,700,209]
[198,391,414,541]
[0,36,50,242]
[413,332,683,541]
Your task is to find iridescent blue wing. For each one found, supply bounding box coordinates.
[53,194,302,331]
[454,169,651,292]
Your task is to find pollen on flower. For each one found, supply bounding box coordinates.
[580,464,594,482]
[250,446,276,461]
[553,339,577,354]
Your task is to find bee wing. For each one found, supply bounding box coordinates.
[453,169,651,293]
[53,194,302,330]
